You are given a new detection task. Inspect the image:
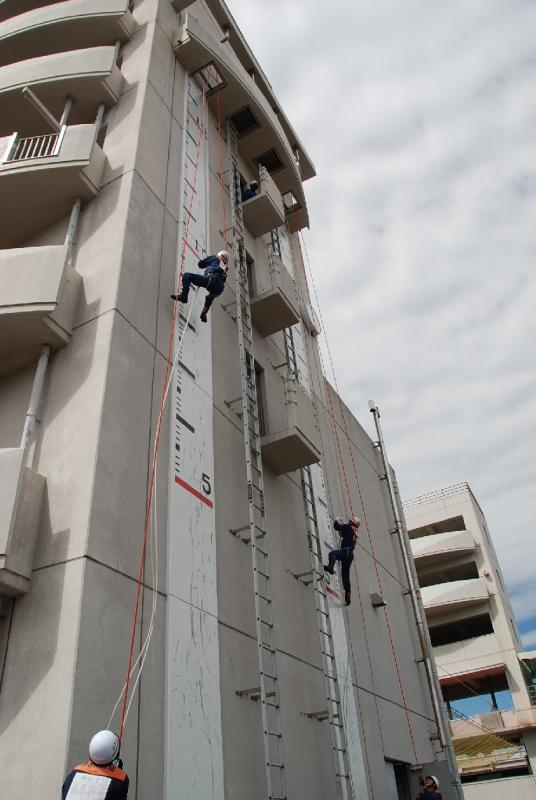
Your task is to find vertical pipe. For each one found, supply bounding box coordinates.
[369,400,464,800]
[59,95,73,128]
[20,345,50,452]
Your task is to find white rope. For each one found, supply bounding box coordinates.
[107,289,200,729]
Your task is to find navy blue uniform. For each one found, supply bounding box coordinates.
[327,520,357,594]
[181,256,227,310]
[62,762,129,799]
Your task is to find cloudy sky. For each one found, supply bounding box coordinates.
[228,0,536,648]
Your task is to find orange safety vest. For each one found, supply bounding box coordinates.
[74,762,128,783]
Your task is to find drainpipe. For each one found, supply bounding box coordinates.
[369,400,464,800]
[20,346,50,454]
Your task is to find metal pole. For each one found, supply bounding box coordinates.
[369,400,464,800]
[20,346,50,452]
[93,103,106,146]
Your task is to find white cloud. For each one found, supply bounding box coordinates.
[228,1,536,608]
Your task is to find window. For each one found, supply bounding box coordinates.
[254,363,267,437]
[228,106,259,137]
[429,613,494,647]
[254,148,284,174]
[246,252,255,298]
[444,672,513,718]
[192,62,225,96]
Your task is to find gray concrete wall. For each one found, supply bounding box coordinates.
[0,1,456,798]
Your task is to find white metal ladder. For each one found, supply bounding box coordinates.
[300,464,353,799]
[228,122,287,800]
[283,324,353,799]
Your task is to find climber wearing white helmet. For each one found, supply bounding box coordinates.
[171,250,230,323]
[324,515,361,607]
[62,730,129,799]
[417,774,442,800]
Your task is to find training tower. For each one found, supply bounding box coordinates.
[0,1,460,798]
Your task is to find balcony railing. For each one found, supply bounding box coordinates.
[3,130,62,162]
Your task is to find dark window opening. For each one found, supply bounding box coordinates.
[254,363,266,436]
[409,515,466,539]
[444,673,512,718]
[394,764,411,800]
[429,613,494,647]
[228,106,259,137]
[192,62,226,96]
[254,148,284,174]
[246,252,255,298]
[418,561,479,588]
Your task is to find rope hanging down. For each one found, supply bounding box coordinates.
[115,86,209,742]
[299,230,419,764]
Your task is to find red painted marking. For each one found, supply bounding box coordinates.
[182,237,201,260]
[325,585,340,600]
[175,475,214,508]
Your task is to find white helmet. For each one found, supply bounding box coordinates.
[217,250,229,264]
[89,730,120,765]
[350,515,361,527]
[426,776,439,789]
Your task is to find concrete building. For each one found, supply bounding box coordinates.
[0,2,461,798]
[405,483,536,798]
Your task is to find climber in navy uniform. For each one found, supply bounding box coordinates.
[62,730,129,799]
[171,249,230,323]
[241,179,259,202]
[324,516,360,607]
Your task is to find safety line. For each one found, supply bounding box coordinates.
[117,85,208,742]
[299,230,419,764]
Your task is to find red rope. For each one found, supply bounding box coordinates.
[216,88,228,252]
[299,231,419,764]
[118,86,208,742]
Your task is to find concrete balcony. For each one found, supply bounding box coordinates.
[0,45,122,135]
[261,373,321,475]
[421,577,489,618]
[251,251,299,337]
[242,165,285,237]
[451,706,536,739]
[0,447,45,596]
[0,1,58,23]
[0,244,81,377]
[0,123,105,247]
[0,0,135,68]
[411,529,476,566]
[173,11,309,228]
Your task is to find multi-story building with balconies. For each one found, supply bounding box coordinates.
[0,2,462,798]
[405,483,536,798]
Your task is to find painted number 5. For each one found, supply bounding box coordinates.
[202,473,212,496]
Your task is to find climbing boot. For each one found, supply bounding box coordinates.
[344,590,351,606]
[324,563,334,576]
[200,307,209,323]
[170,291,188,303]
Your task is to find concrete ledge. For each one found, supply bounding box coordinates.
[0,0,135,67]
[0,245,81,377]
[261,426,321,475]
[0,447,45,596]
[251,286,299,337]
[0,124,105,247]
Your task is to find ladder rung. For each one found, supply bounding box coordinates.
[259,619,273,628]
[265,730,282,738]
[256,593,271,603]
[255,568,270,579]
[268,763,284,769]
[259,643,275,653]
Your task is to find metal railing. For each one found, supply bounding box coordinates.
[403,482,471,509]
[4,131,62,163]
[528,684,536,706]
